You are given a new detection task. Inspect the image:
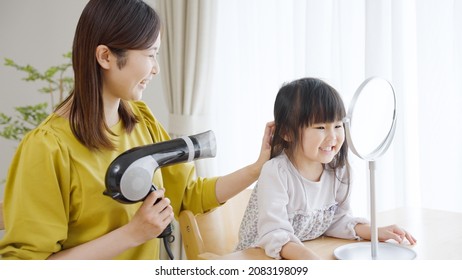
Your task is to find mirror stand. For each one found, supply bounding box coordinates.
[333,77,416,260]
[334,160,416,260]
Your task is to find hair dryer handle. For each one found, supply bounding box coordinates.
[150,184,173,238]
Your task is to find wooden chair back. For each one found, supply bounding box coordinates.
[179,188,252,259]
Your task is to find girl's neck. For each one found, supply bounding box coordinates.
[290,153,324,182]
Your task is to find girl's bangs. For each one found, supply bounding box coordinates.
[303,88,345,126]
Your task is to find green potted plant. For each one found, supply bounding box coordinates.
[0,52,73,141]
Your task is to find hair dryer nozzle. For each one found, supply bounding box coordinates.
[189,130,216,159]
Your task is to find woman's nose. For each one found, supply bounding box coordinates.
[152,62,160,75]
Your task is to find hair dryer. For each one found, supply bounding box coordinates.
[104,130,216,241]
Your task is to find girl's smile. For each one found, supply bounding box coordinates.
[293,121,345,176]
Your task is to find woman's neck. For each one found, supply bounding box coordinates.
[54,95,121,128]
[103,94,121,127]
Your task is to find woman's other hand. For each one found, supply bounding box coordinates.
[125,189,174,246]
[254,121,275,171]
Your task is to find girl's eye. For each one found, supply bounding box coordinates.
[315,126,325,130]
[335,124,343,128]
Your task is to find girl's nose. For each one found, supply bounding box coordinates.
[326,129,337,142]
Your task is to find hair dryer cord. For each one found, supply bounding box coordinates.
[162,234,175,260]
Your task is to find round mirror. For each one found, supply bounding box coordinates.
[344,77,397,161]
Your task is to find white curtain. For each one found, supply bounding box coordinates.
[415,0,462,212]
[157,0,218,178]
[210,0,462,217]
[157,0,217,136]
[156,0,218,259]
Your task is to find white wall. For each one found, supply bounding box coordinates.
[0,0,169,202]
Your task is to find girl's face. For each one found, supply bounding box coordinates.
[293,120,345,167]
[103,34,161,101]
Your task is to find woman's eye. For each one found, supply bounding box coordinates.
[148,52,158,58]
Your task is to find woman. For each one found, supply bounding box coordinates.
[0,0,273,260]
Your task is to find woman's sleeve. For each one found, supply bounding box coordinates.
[0,129,72,259]
[161,164,219,216]
[255,161,303,259]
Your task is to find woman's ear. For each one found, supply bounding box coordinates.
[95,45,112,69]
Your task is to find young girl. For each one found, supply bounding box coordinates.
[0,0,273,260]
[236,77,416,260]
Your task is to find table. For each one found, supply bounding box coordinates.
[211,208,462,260]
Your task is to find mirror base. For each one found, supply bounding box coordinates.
[334,242,416,260]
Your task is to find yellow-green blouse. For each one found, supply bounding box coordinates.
[0,101,219,259]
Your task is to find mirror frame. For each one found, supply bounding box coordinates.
[343,76,397,161]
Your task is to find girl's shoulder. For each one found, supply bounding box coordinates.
[261,153,293,175]
[264,153,289,167]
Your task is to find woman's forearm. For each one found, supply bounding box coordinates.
[47,191,171,260]
[47,225,139,260]
[214,162,260,203]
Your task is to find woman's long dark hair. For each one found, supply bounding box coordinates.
[56,0,161,150]
[271,77,350,200]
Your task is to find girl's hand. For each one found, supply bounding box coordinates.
[378,224,417,245]
[125,189,174,246]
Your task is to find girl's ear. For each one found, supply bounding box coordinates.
[95,45,112,70]
[280,128,292,142]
